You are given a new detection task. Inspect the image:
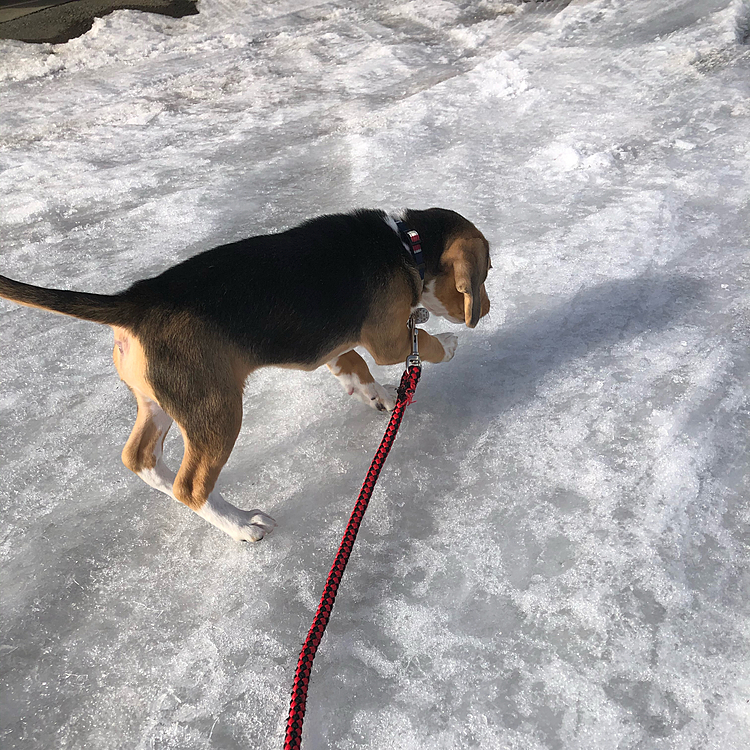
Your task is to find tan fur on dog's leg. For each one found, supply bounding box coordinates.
[364,326,457,366]
[115,333,179,496]
[327,350,396,412]
[121,390,176,497]
[114,327,274,541]
[171,395,275,543]
[361,296,458,366]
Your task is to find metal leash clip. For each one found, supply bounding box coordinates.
[406,308,430,368]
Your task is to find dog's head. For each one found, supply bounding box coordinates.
[405,208,491,328]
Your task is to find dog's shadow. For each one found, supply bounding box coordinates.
[428,270,704,427]
[370,270,706,554]
[279,269,707,741]
[252,268,706,578]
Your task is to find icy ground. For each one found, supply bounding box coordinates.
[2,0,750,747]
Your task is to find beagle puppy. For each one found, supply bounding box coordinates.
[0,208,490,542]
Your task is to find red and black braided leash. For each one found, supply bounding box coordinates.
[284,363,422,749]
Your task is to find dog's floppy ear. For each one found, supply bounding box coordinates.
[447,237,486,328]
[454,259,481,328]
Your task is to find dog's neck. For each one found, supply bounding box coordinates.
[387,211,443,283]
[394,220,425,287]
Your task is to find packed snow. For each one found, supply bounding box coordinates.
[2,0,750,747]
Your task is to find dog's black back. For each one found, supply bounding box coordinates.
[125,210,418,366]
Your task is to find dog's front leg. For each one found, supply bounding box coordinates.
[363,324,458,367]
[413,328,459,363]
[327,350,397,412]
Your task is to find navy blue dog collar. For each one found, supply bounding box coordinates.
[395,220,425,285]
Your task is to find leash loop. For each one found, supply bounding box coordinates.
[284,350,422,749]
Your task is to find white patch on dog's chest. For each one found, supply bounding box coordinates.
[420,279,461,323]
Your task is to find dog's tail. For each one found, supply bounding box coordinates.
[0,274,134,327]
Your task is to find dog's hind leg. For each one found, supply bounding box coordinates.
[121,389,177,497]
[116,330,275,542]
[327,350,396,412]
[115,330,178,497]
[169,390,276,543]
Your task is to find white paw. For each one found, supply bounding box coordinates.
[198,494,277,542]
[337,370,397,412]
[236,510,277,543]
[435,332,459,362]
[354,380,397,412]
